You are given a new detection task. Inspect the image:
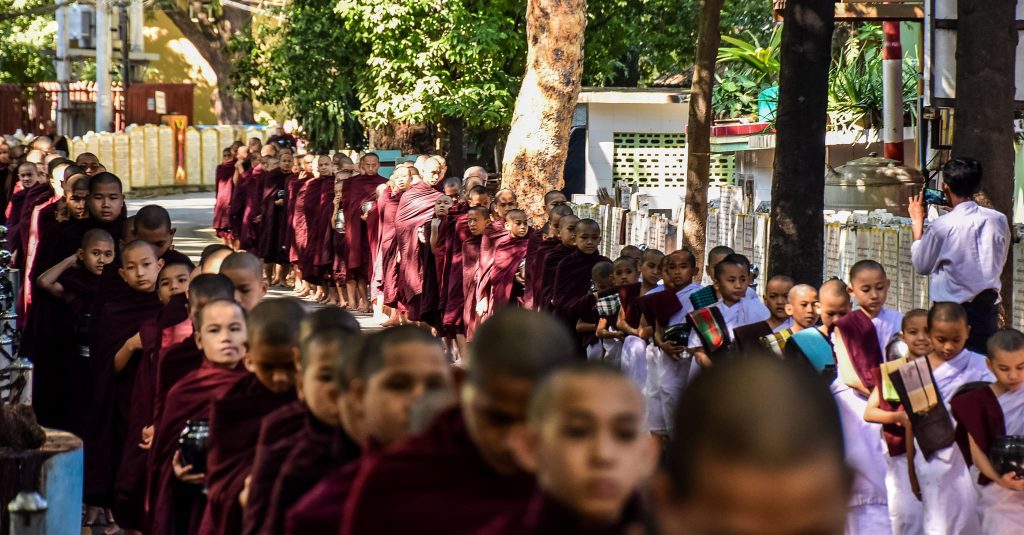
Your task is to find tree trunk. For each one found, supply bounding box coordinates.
[501,0,586,226]
[767,0,835,286]
[444,116,467,176]
[367,123,436,153]
[953,0,1017,315]
[683,0,724,268]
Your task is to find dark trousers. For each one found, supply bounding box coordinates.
[962,290,999,355]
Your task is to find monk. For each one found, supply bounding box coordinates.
[235,145,277,251]
[396,157,444,321]
[311,155,338,303]
[340,308,577,534]
[213,145,239,245]
[539,214,580,311]
[219,251,269,312]
[462,205,489,341]
[551,218,611,339]
[539,190,568,236]
[442,185,490,351]
[7,162,55,274]
[285,325,453,534]
[134,204,194,268]
[147,298,249,535]
[253,150,291,285]
[651,357,850,535]
[200,298,305,535]
[475,209,533,319]
[492,188,518,221]
[487,362,659,533]
[83,241,164,526]
[241,308,362,535]
[341,153,387,312]
[288,154,317,298]
[378,165,414,321]
[526,204,574,310]
[330,156,357,306]
[227,146,251,249]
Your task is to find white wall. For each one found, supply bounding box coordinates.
[584,102,689,195]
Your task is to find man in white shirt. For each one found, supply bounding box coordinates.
[909,157,1010,354]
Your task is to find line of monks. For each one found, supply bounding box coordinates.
[5,134,1019,534]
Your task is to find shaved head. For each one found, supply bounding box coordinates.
[187,273,235,302]
[788,284,817,303]
[300,307,361,341]
[467,309,576,386]
[819,279,849,301]
[247,297,307,347]
[121,239,157,259]
[134,204,172,233]
[221,251,262,279]
[528,361,635,422]
[353,325,441,383]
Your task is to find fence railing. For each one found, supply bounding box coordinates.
[67,124,271,192]
[568,203,670,260]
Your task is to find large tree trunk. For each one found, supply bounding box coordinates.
[501,0,586,225]
[443,116,467,176]
[367,123,436,153]
[767,0,835,286]
[953,0,1017,316]
[161,3,255,124]
[683,0,724,267]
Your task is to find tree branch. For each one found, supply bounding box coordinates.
[160,3,225,67]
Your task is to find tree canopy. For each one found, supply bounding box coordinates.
[0,0,56,83]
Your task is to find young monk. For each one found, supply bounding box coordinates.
[475,208,533,318]
[551,219,610,336]
[462,205,489,341]
[330,155,356,305]
[7,161,54,271]
[617,249,663,391]
[651,357,850,535]
[834,260,905,396]
[134,204,194,267]
[312,155,338,303]
[219,251,269,312]
[341,153,387,312]
[288,153,315,297]
[864,309,929,534]
[200,298,306,535]
[285,325,454,534]
[732,275,795,354]
[440,183,480,353]
[147,299,249,535]
[526,203,574,309]
[686,254,770,366]
[784,279,850,375]
[688,245,739,309]
[241,309,362,535]
[492,188,518,221]
[573,261,617,362]
[491,362,659,533]
[785,284,819,334]
[83,240,164,526]
[377,166,414,321]
[951,329,1024,533]
[645,249,702,435]
[340,309,577,534]
[538,189,568,237]
[539,214,579,311]
[619,245,642,261]
[214,146,238,245]
[254,150,291,286]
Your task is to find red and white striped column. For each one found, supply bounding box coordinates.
[882,21,905,163]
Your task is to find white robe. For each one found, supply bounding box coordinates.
[686,295,772,349]
[915,349,993,535]
[978,385,1024,534]
[658,283,701,436]
[831,382,892,535]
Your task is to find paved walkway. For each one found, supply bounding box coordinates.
[128,192,384,330]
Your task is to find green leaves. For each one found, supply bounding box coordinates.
[0,0,56,83]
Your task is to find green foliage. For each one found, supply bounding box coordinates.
[713,26,781,120]
[233,0,366,151]
[0,0,56,83]
[717,26,781,83]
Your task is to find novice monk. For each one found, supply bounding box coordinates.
[340,309,577,534]
[396,158,444,321]
[573,261,616,362]
[83,240,164,524]
[285,325,453,534]
[134,204,194,268]
[539,214,580,311]
[732,275,794,354]
[616,249,664,389]
[214,146,237,245]
[219,251,269,312]
[476,208,533,318]
[905,303,992,534]
[688,245,742,309]
[254,151,291,284]
[200,298,305,535]
[242,309,362,535]
[342,153,387,312]
[864,309,930,534]
[147,299,249,535]
[645,249,702,435]
[491,362,659,533]
[551,219,611,338]
[687,254,770,366]
[784,279,850,376]
[526,204,574,309]
[462,205,489,340]
[951,329,1024,533]
[652,357,850,535]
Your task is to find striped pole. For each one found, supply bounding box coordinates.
[882,21,905,162]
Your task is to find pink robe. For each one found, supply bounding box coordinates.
[213,160,236,237]
[395,182,442,319]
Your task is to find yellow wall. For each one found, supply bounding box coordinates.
[142,11,218,124]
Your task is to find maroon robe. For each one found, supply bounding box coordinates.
[83,287,163,506]
[314,175,338,282]
[286,175,303,263]
[522,231,548,309]
[478,491,645,535]
[341,406,534,534]
[462,234,483,340]
[52,265,101,437]
[146,362,247,535]
[538,244,575,311]
[395,182,442,318]
[239,401,307,535]
[377,186,403,304]
[200,374,297,535]
[619,283,644,330]
[951,385,1004,485]
[478,228,534,314]
[228,167,253,247]
[341,173,387,276]
[258,411,359,535]
[442,208,471,332]
[213,160,236,237]
[254,168,290,264]
[551,250,612,345]
[283,441,378,535]
[152,338,205,436]
[299,176,329,282]
[291,175,321,282]
[332,215,347,284]
[6,182,54,269]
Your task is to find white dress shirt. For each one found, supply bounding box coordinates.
[910,201,1009,303]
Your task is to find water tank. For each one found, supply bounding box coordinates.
[824,154,924,216]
